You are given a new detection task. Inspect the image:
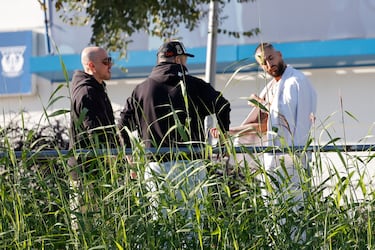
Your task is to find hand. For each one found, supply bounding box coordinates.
[130,170,137,180]
[248,94,265,107]
[125,155,137,180]
[209,127,220,138]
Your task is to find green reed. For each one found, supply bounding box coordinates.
[1,126,374,249]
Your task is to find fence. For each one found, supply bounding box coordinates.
[1,144,374,159]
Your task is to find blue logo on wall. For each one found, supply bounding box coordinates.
[0,31,32,95]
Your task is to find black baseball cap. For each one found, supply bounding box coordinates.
[157,40,195,58]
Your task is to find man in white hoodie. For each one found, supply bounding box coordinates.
[253,42,317,242]
[253,43,316,147]
[211,42,317,242]
[248,42,317,178]
[223,42,317,200]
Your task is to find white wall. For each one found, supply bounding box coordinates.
[213,67,375,145]
[3,66,374,145]
[0,1,45,32]
[10,0,374,53]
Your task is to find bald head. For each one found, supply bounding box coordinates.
[80,46,112,83]
[81,46,106,71]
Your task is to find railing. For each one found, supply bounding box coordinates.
[1,144,374,159]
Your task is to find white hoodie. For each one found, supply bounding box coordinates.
[266,65,317,148]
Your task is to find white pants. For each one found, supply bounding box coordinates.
[261,152,311,243]
[261,152,311,204]
[144,160,207,220]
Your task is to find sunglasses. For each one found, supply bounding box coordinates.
[101,57,113,66]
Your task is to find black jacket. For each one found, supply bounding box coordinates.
[69,70,117,149]
[118,63,231,148]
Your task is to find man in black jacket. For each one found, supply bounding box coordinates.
[68,46,119,229]
[118,40,231,151]
[69,46,120,178]
[118,40,231,222]
[70,46,118,150]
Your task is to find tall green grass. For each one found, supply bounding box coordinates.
[1,118,375,249]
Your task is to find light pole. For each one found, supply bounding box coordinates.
[205,0,219,87]
[204,0,219,144]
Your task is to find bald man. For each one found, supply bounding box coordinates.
[68,47,120,230]
[69,46,118,150]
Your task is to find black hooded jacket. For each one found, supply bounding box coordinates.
[69,70,117,149]
[118,63,231,148]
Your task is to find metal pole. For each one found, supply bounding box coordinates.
[43,0,52,54]
[205,0,219,86]
[204,0,219,144]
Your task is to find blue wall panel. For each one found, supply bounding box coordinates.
[0,31,33,95]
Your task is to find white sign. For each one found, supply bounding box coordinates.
[0,46,26,78]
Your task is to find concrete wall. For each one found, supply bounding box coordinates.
[2,65,374,145]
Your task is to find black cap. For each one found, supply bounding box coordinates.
[157,40,195,58]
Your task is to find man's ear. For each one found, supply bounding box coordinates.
[87,61,96,72]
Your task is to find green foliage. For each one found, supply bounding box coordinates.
[0,116,69,151]
[1,95,375,248]
[1,93,375,248]
[1,136,375,248]
[51,0,258,55]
